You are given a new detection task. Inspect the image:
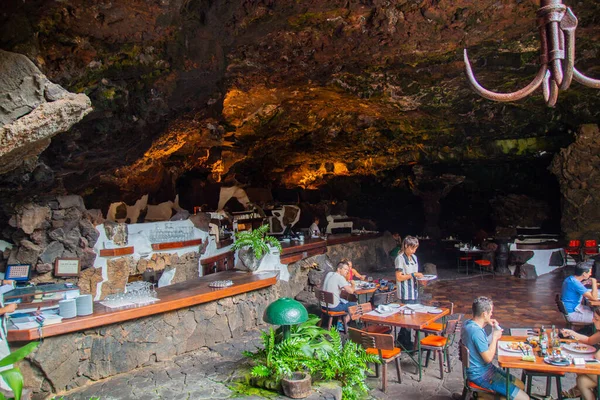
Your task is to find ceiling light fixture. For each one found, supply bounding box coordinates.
[464,0,600,107]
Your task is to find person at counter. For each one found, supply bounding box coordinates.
[395,235,424,350]
[340,258,366,281]
[309,217,321,237]
[561,262,598,324]
[0,279,17,398]
[321,261,356,325]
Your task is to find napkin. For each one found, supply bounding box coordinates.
[376,305,393,314]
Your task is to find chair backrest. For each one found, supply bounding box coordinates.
[444,315,463,337]
[585,239,597,248]
[348,302,373,321]
[372,291,398,306]
[348,327,395,351]
[459,341,469,367]
[555,294,568,316]
[568,239,581,248]
[315,288,335,307]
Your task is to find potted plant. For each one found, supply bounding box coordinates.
[232,225,282,271]
[243,315,379,400]
[0,341,40,400]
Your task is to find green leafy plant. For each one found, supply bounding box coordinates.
[232,224,282,259]
[0,341,40,400]
[315,328,380,400]
[243,315,379,400]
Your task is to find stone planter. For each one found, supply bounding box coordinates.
[238,247,264,271]
[281,372,312,399]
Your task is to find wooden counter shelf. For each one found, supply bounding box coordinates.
[279,238,327,264]
[151,238,202,251]
[326,233,382,246]
[8,270,277,342]
[99,246,135,257]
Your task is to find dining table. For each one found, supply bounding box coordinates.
[353,284,378,303]
[360,304,450,381]
[498,335,600,400]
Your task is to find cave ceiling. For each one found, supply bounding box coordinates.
[1,0,600,209]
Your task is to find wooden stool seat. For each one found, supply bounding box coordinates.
[422,322,443,333]
[320,309,346,317]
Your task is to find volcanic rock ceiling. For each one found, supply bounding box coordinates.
[1,0,600,211]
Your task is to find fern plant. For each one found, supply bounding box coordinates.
[314,328,380,400]
[243,316,380,399]
[232,224,282,259]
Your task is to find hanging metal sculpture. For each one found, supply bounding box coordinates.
[464,0,600,107]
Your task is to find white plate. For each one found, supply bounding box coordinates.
[417,275,437,281]
[428,309,444,314]
[562,343,597,354]
[500,342,531,353]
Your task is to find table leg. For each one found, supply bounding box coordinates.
[597,375,599,400]
[506,368,511,400]
[417,330,422,381]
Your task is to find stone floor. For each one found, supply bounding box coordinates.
[54,262,577,400]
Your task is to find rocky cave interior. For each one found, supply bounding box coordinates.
[1,0,600,246]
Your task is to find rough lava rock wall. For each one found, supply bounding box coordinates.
[0,50,92,174]
[19,267,312,398]
[551,124,600,239]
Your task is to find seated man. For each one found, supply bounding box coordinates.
[562,262,598,324]
[461,296,528,400]
[321,261,357,325]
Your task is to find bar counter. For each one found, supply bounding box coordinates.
[8,270,277,342]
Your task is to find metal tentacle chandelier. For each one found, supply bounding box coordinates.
[464,0,600,107]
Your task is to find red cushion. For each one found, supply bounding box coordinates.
[420,335,448,347]
[468,381,495,393]
[459,257,472,260]
[584,240,597,248]
[569,240,581,247]
[366,347,401,359]
[565,248,580,255]
[474,260,491,266]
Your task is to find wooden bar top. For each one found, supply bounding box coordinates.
[498,336,600,374]
[326,233,382,246]
[8,271,277,342]
[361,307,449,330]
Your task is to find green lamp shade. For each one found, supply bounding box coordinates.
[263,298,309,326]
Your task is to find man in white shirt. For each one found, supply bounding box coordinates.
[321,261,357,324]
[309,217,321,237]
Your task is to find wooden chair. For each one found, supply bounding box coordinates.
[459,341,501,400]
[315,288,348,332]
[348,303,392,334]
[555,294,588,330]
[348,327,402,392]
[372,291,398,307]
[420,316,462,379]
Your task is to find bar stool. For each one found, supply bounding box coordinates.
[474,259,493,278]
[457,254,472,274]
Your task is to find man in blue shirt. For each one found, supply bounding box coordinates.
[461,297,528,400]
[561,263,598,323]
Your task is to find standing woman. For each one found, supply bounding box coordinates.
[395,236,424,349]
